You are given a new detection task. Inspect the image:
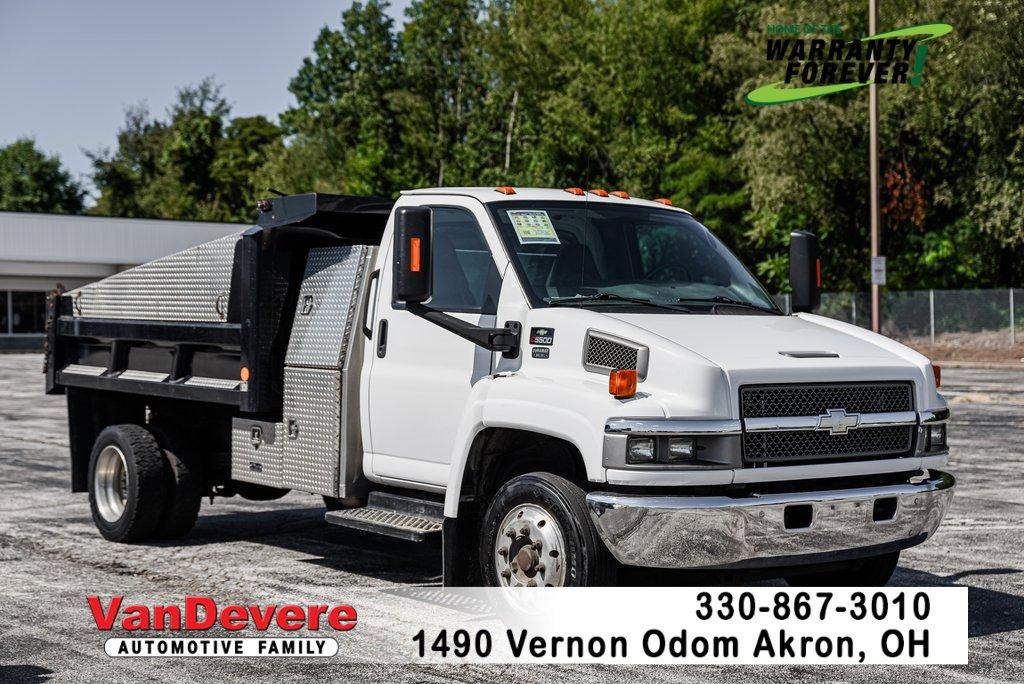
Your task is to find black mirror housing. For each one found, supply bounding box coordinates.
[393,206,432,303]
[789,230,820,313]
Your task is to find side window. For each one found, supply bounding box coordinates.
[428,207,500,313]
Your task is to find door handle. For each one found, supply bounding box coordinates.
[361,269,380,339]
[376,319,388,358]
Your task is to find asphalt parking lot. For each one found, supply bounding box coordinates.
[0,353,1021,682]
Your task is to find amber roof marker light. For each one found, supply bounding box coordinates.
[494,186,516,195]
[564,187,585,195]
[653,198,672,205]
[588,189,609,197]
[610,190,630,199]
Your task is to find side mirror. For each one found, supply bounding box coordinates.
[393,206,432,303]
[789,230,820,313]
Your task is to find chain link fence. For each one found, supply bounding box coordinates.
[773,289,1024,354]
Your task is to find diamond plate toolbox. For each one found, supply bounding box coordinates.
[69,231,241,321]
[282,367,342,495]
[231,418,284,488]
[286,245,370,369]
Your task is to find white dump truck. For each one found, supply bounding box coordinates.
[44,187,954,586]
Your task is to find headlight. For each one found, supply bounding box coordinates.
[925,423,947,451]
[626,437,656,463]
[666,437,696,462]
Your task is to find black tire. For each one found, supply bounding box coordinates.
[479,472,616,587]
[149,426,203,539]
[88,424,168,542]
[784,550,900,587]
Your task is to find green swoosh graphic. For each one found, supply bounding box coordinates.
[744,22,953,106]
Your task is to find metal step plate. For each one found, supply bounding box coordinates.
[325,491,444,542]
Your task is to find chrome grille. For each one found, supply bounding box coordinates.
[741,382,916,465]
[585,335,638,371]
[741,383,913,418]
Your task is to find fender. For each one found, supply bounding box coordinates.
[442,373,642,518]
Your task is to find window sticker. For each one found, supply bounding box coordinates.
[507,210,560,245]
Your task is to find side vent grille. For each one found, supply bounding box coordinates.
[583,331,648,379]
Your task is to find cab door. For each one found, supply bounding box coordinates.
[363,198,505,489]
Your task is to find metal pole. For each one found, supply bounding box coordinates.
[6,291,12,335]
[868,0,884,331]
[1011,288,1016,346]
[929,289,935,345]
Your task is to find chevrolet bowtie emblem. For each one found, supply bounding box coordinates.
[817,408,860,435]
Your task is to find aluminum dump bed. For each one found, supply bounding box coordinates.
[45,193,393,498]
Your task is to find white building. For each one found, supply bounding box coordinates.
[0,211,241,349]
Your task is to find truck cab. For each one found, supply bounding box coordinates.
[45,187,954,587]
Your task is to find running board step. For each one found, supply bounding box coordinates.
[325,491,443,541]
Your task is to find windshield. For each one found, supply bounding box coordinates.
[487,200,779,313]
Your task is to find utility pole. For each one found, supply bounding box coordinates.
[869,0,882,333]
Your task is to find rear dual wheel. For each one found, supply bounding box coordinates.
[88,424,202,542]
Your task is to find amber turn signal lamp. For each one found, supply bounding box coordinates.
[933,364,941,388]
[494,186,516,195]
[564,187,585,195]
[609,369,638,399]
[409,237,422,272]
[610,190,630,199]
[240,366,250,382]
[589,188,609,197]
[653,198,672,205]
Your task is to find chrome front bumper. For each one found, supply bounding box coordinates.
[586,470,955,569]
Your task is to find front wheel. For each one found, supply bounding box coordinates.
[479,472,616,587]
[784,550,900,587]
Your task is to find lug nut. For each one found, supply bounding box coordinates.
[537,563,545,573]
[501,569,511,579]
[527,580,537,587]
[505,529,516,539]
[498,547,508,557]
[510,560,518,570]
[532,541,542,550]
[520,526,529,536]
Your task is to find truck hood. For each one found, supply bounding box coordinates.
[603,311,932,384]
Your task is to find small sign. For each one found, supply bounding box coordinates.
[871,256,887,286]
[508,210,560,245]
[529,327,554,345]
[531,347,550,359]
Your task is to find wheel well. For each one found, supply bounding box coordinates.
[66,388,234,493]
[462,428,588,503]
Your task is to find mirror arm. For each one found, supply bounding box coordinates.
[407,303,521,359]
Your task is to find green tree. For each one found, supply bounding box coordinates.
[91,79,282,222]
[0,139,84,213]
[264,0,403,195]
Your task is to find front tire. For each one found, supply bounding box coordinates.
[479,472,615,587]
[88,425,168,542]
[784,550,900,587]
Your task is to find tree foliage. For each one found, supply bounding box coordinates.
[0,139,84,213]
[82,0,1023,289]
[90,78,282,222]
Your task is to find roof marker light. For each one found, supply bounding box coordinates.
[610,190,630,199]
[495,186,516,195]
[564,187,585,195]
[589,189,609,197]
[653,198,672,205]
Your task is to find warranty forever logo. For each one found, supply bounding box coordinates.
[745,23,954,106]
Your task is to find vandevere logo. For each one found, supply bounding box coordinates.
[745,22,953,106]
